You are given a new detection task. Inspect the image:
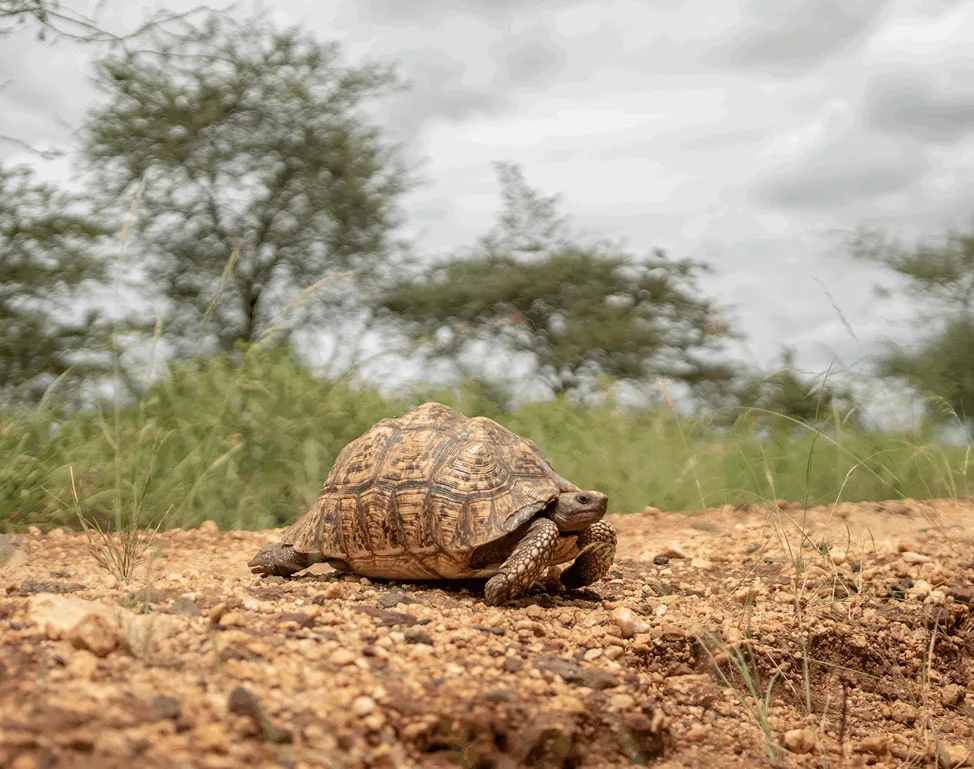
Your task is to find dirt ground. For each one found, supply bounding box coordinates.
[1,497,973,769]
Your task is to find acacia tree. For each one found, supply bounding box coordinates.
[80,11,415,359]
[0,0,212,44]
[380,162,738,397]
[849,223,974,423]
[0,164,117,405]
[726,348,859,428]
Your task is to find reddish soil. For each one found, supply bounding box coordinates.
[1,498,972,768]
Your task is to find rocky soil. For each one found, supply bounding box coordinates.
[1,498,973,769]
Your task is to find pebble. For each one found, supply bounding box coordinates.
[331,649,357,666]
[782,728,815,754]
[323,582,345,600]
[660,545,688,559]
[858,735,888,755]
[69,613,119,657]
[351,695,376,717]
[901,551,931,564]
[610,607,648,639]
[198,520,219,535]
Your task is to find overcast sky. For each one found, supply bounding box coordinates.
[3,0,974,395]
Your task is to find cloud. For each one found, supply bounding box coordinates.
[381,49,505,145]
[862,71,974,145]
[488,27,568,88]
[710,0,890,76]
[750,131,929,212]
[357,0,575,24]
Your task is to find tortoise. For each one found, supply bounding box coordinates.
[247,402,617,606]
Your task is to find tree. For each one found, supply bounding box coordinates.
[0,1,213,44]
[0,164,115,405]
[848,223,974,423]
[729,348,859,428]
[80,11,415,360]
[379,162,738,397]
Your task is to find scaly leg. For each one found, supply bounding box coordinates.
[484,517,560,606]
[248,543,325,578]
[560,520,617,590]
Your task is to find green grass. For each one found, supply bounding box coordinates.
[1,345,971,534]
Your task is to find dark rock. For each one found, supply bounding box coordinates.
[353,606,419,627]
[153,695,182,719]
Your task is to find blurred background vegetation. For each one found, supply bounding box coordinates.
[2,5,973,532]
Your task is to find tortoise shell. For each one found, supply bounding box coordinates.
[280,402,581,580]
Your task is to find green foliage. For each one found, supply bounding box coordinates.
[850,223,974,424]
[728,349,860,429]
[0,1,211,45]
[380,162,737,396]
[1,346,397,532]
[2,353,969,534]
[80,10,415,359]
[0,163,118,405]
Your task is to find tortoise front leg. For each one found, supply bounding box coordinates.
[484,517,560,606]
[560,520,617,590]
[248,543,325,578]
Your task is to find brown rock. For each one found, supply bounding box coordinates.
[782,728,815,754]
[857,735,888,756]
[68,613,118,657]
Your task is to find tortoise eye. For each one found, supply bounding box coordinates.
[577,494,590,504]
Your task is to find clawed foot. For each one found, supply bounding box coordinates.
[248,543,311,578]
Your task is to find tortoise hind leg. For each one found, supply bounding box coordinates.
[560,520,617,590]
[484,517,560,606]
[248,543,326,578]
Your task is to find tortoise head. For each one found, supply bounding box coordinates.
[550,490,608,532]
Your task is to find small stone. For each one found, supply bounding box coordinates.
[67,650,98,680]
[331,649,357,666]
[218,611,245,627]
[198,520,219,535]
[580,668,621,690]
[652,554,669,566]
[208,602,228,624]
[194,722,230,753]
[663,674,717,707]
[603,645,624,660]
[154,695,182,719]
[68,612,119,657]
[690,558,714,570]
[502,657,524,673]
[941,684,966,707]
[685,723,708,742]
[169,597,201,616]
[890,700,917,724]
[936,743,971,767]
[900,551,930,564]
[908,579,934,598]
[660,545,688,559]
[783,728,815,754]
[351,696,376,717]
[643,506,661,515]
[323,582,345,600]
[610,607,648,639]
[857,735,887,755]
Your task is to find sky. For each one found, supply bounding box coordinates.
[2,0,974,406]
